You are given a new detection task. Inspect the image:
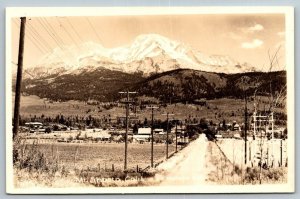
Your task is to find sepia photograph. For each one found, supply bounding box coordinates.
[6,7,294,194]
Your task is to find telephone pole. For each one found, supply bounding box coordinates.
[244,91,248,165]
[119,91,137,171]
[162,113,174,159]
[146,106,159,167]
[13,17,26,140]
[175,120,178,152]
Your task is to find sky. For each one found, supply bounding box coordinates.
[11,14,286,71]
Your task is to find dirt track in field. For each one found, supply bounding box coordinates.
[154,134,211,186]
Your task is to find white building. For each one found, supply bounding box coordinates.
[154,128,165,134]
[133,128,151,142]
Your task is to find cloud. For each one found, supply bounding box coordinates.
[241,39,264,49]
[244,23,264,33]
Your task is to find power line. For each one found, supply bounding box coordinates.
[56,17,80,48]
[86,17,103,44]
[26,25,51,53]
[36,18,61,48]
[26,30,48,54]
[27,21,53,51]
[14,18,66,67]
[14,18,68,69]
[12,19,46,55]
[65,17,83,43]
[36,18,76,64]
[43,17,66,46]
[32,19,67,62]
[37,18,64,50]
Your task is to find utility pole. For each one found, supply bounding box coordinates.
[280,132,283,167]
[162,113,174,159]
[13,17,26,140]
[146,106,159,167]
[244,91,248,165]
[175,120,178,152]
[119,91,137,171]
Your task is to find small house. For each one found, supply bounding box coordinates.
[137,128,151,135]
[153,128,164,134]
[233,123,241,131]
[133,128,151,142]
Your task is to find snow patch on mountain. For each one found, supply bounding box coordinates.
[24,34,256,79]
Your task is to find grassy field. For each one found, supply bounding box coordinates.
[33,142,176,171]
[14,134,178,187]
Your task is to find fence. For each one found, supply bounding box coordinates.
[217,138,288,169]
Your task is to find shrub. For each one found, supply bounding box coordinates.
[68,135,74,142]
[243,167,287,184]
[13,137,60,176]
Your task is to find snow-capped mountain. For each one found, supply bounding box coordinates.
[23,34,256,79]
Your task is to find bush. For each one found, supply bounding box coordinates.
[243,167,287,184]
[45,127,52,133]
[153,134,174,144]
[244,167,260,183]
[68,135,74,142]
[13,137,60,175]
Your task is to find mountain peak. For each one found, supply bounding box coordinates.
[24,34,256,79]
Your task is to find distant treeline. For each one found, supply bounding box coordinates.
[135,69,286,104]
[16,68,286,104]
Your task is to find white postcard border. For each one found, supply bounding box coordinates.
[5,6,295,194]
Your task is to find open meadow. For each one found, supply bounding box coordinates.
[18,139,176,171]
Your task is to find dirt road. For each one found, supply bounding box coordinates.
[155,134,209,186]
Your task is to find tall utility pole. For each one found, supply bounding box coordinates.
[13,17,26,140]
[162,113,174,159]
[175,120,178,152]
[244,91,248,165]
[146,106,159,167]
[119,91,137,171]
